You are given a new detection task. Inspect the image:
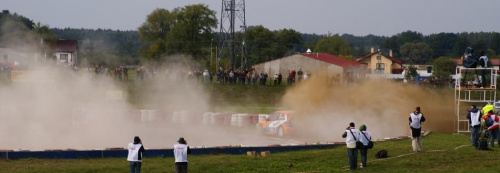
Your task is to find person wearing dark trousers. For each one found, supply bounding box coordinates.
[467,105,482,147]
[342,122,359,170]
[482,110,500,147]
[174,137,192,173]
[358,124,371,168]
[127,136,145,173]
[409,106,426,152]
[479,51,488,88]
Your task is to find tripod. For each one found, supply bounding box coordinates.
[462,69,481,88]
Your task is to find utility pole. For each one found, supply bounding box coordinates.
[219,0,246,70]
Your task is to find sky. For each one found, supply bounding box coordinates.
[2,0,500,36]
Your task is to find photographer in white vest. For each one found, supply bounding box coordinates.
[467,105,482,147]
[409,107,426,152]
[174,137,192,173]
[127,136,145,173]
[341,122,360,170]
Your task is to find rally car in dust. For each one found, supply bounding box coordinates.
[259,110,293,137]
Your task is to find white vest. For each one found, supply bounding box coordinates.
[345,129,360,148]
[410,113,423,129]
[127,143,143,162]
[359,131,371,146]
[470,111,481,126]
[174,144,189,162]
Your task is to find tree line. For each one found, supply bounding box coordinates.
[2,6,500,69]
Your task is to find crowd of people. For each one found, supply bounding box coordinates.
[209,67,311,86]
[467,103,500,150]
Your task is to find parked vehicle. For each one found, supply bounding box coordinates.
[259,110,294,137]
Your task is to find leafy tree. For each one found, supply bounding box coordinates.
[0,10,34,30]
[491,33,500,54]
[453,33,469,56]
[400,42,433,64]
[245,25,276,64]
[425,33,457,58]
[398,30,423,44]
[138,9,175,61]
[404,65,419,80]
[275,28,302,57]
[314,35,351,56]
[0,10,36,48]
[138,4,217,62]
[166,4,217,59]
[33,22,58,46]
[432,56,457,85]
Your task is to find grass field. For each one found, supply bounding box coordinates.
[1,133,499,173]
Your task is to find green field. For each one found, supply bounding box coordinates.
[1,133,499,173]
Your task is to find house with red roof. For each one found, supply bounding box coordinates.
[251,52,362,77]
[53,40,78,67]
[356,48,403,76]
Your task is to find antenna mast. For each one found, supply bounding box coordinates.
[219,0,246,70]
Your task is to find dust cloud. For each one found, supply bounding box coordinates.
[282,73,455,142]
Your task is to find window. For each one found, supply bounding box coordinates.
[376,63,385,70]
[60,54,68,61]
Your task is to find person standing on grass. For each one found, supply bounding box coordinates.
[358,124,371,168]
[482,110,500,147]
[467,105,482,147]
[409,106,426,152]
[342,122,359,170]
[174,137,192,173]
[127,136,145,173]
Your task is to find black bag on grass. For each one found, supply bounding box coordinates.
[477,138,488,150]
[375,150,388,159]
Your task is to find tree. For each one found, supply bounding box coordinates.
[400,42,433,64]
[432,56,457,86]
[491,33,500,54]
[314,35,351,56]
[0,10,36,48]
[166,4,217,59]
[138,4,217,62]
[245,25,276,64]
[33,22,58,46]
[138,9,175,61]
[453,33,469,56]
[404,65,419,80]
[275,28,302,57]
[426,33,457,58]
[398,30,423,44]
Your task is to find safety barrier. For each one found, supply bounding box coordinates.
[0,144,338,160]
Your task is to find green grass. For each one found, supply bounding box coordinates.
[1,133,499,173]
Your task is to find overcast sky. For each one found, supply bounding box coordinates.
[2,0,499,36]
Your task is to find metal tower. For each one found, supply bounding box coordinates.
[219,0,246,70]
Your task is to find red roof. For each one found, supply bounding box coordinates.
[300,53,360,67]
[356,52,402,64]
[54,40,77,52]
[455,58,500,66]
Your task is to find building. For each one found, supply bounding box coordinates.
[53,40,78,67]
[251,52,362,77]
[356,49,403,79]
